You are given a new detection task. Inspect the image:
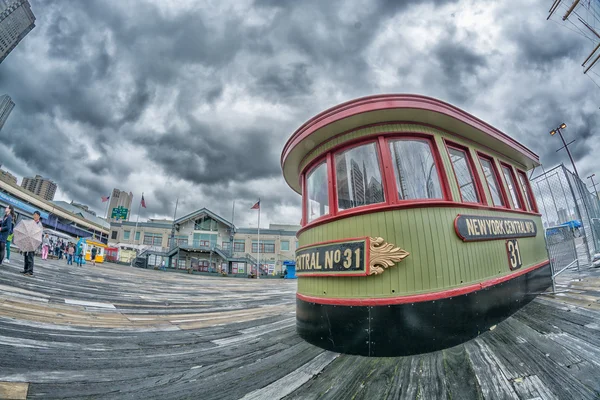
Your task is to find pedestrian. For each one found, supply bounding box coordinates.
[76,246,84,267]
[41,233,50,260]
[91,246,97,266]
[0,205,15,266]
[59,241,65,260]
[5,230,13,263]
[67,243,74,265]
[22,211,43,276]
[160,259,166,271]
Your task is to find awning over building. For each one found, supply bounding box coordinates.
[0,190,49,219]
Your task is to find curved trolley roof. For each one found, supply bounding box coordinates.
[281,94,540,194]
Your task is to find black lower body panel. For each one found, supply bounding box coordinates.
[296,263,551,356]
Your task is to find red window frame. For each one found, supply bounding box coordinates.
[299,132,540,230]
[500,162,526,210]
[516,169,538,212]
[302,133,451,225]
[381,134,450,204]
[444,140,487,205]
[331,139,387,215]
[477,152,509,208]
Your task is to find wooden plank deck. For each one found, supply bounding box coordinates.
[0,255,599,399]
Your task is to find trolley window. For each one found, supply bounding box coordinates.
[517,170,536,212]
[501,164,523,210]
[306,161,329,222]
[478,156,505,207]
[447,146,480,203]
[335,142,385,211]
[388,139,443,200]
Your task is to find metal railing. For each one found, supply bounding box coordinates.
[545,225,579,292]
[532,164,600,261]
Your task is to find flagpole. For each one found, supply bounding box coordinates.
[169,197,179,268]
[230,200,235,252]
[257,198,260,280]
[132,192,143,252]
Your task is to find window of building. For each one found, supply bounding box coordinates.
[335,142,384,211]
[517,170,536,212]
[447,146,480,203]
[192,233,216,247]
[123,231,130,240]
[135,232,140,241]
[478,156,505,207]
[143,233,163,246]
[233,240,245,252]
[501,164,523,209]
[281,240,289,251]
[232,262,245,274]
[168,236,188,247]
[306,161,329,222]
[111,231,118,240]
[194,216,218,231]
[388,139,443,200]
[221,241,231,251]
[253,240,275,253]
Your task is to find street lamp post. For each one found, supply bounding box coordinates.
[588,173,599,199]
[550,123,580,179]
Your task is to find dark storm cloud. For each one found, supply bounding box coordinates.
[507,16,587,68]
[1,0,599,225]
[255,63,313,98]
[429,27,488,104]
[137,120,281,185]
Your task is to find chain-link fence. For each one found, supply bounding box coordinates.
[531,164,600,265]
[545,224,579,292]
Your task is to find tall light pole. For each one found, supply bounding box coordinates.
[550,123,580,179]
[588,173,599,199]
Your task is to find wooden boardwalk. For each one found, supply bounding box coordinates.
[0,255,599,399]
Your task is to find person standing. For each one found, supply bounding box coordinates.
[76,245,84,267]
[41,233,50,260]
[91,246,97,266]
[5,230,13,263]
[67,243,74,265]
[0,205,14,266]
[22,211,43,276]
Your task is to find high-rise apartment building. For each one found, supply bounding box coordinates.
[108,189,133,222]
[0,94,14,131]
[21,174,57,200]
[0,168,17,185]
[0,0,35,64]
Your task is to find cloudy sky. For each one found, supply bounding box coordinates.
[0,0,599,227]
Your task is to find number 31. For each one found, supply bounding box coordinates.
[506,239,522,270]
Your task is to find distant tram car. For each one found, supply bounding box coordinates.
[281,95,551,356]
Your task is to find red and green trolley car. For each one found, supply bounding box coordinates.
[281,94,551,357]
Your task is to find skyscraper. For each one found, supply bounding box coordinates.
[0,94,14,131]
[350,159,366,207]
[0,0,36,64]
[108,189,133,222]
[368,177,384,204]
[21,174,57,200]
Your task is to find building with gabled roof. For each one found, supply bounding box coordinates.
[109,207,299,275]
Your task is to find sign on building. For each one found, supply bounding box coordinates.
[111,206,129,220]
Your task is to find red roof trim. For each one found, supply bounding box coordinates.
[282,94,539,169]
